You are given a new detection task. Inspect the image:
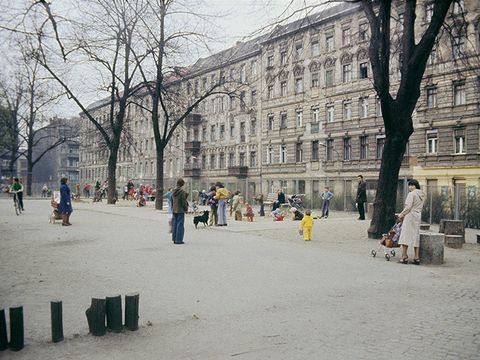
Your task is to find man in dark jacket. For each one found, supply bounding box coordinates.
[172,178,189,244]
[356,175,367,220]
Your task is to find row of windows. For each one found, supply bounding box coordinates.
[200,151,257,170]
[425,81,467,107]
[426,127,470,155]
[198,119,257,142]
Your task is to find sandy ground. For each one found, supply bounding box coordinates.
[0,198,479,360]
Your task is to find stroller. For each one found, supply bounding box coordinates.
[371,222,402,261]
[49,191,63,224]
[288,194,304,210]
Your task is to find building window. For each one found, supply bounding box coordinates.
[267,145,273,164]
[325,32,334,52]
[229,96,235,110]
[327,103,335,123]
[376,96,382,116]
[239,152,245,167]
[250,151,256,167]
[452,31,466,59]
[454,81,466,105]
[250,118,256,135]
[268,114,274,131]
[228,152,235,167]
[210,125,215,141]
[210,154,215,170]
[296,109,303,127]
[359,62,368,79]
[295,78,303,94]
[312,140,319,161]
[280,50,287,66]
[360,135,369,160]
[325,69,334,87]
[251,90,257,105]
[267,85,274,100]
[454,128,466,154]
[360,97,369,118]
[280,81,287,97]
[426,130,438,154]
[426,86,437,108]
[202,126,207,141]
[251,60,257,77]
[267,55,274,68]
[230,122,235,137]
[343,137,352,160]
[240,121,246,142]
[296,142,303,162]
[219,153,225,169]
[343,100,352,120]
[453,0,464,14]
[311,38,320,56]
[280,112,287,129]
[240,64,246,83]
[376,135,385,159]
[201,155,206,169]
[428,44,437,65]
[342,27,351,46]
[295,41,303,59]
[280,144,287,163]
[326,139,334,161]
[342,64,352,83]
[311,72,319,88]
[220,124,225,138]
[359,23,369,41]
[425,2,434,22]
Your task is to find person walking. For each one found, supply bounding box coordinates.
[172,179,189,244]
[214,183,230,226]
[300,209,314,241]
[41,184,48,198]
[207,185,218,226]
[255,193,265,216]
[320,187,334,218]
[232,190,243,221]
[398,179,426,265]
[59,177,73,226]
[355,175,367,220]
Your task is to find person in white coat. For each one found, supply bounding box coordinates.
[398,179,426,265]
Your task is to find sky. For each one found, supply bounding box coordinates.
[0,0,323,118]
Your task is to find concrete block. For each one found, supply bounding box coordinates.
[444,235,463,249]
[439,220,465,243]
[419,232,444,265]
[420,223,430,231]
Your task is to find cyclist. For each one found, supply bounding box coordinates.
[10,178,25,211]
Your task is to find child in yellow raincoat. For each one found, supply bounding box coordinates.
[300,209,314,241]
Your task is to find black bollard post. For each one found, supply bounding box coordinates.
[51,301,64,343]
[106,295,123,333]
[85,298,106,336]
[124,293,139,331]
[0,309,7,351]
[9,306,24,351]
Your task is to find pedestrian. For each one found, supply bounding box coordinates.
[355,175,367,220]
[243,203,254,222]
[214,182,230,226]
[272,189,286,211]
[165,188,173,233]
[10,178,24,211]
[41,183,48,198]
[207,185,218,226]
[232,190,243,221]
[320,187,334,218]
[398,179,426,265]
[255,193,265,216]
[299,209,314,241]
[172,179,189,244]
[59,177,73,226]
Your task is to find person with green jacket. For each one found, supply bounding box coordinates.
[172,178,189,244]
[10,178,24,211]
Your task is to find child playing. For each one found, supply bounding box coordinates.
[300,209,314,241]
[243,203,254,222]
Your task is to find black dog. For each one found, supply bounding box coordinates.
[193,210,209,228]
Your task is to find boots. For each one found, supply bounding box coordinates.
[66,212,72,225]
[62,213,71,226]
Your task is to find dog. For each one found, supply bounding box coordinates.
[193,210,209,228]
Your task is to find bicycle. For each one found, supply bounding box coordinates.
[11,191,22,216]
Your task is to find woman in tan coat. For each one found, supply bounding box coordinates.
[398,179,426,264]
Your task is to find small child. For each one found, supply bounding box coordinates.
[300,209,314,241]
[271,208,284,221]
[243,203,254,222]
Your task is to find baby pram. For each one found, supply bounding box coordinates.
[371,222,402,261]
[49,191,63,224]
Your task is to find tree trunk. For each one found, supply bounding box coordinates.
[107,148,118,204]
[26,147,33,196]
[368,133,409,239]
[154,146,165,210]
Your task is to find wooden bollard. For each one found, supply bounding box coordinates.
[51,301,64,343]
[85,298,106,336]
[9,306,24,351]
[106,295,123,333]
[124,293,139,331]
[0,309,7,351]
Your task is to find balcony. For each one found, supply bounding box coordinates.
[184,164,201,178]
[228,166,248,178]
[185,113,202,127]
[184,141,201,153]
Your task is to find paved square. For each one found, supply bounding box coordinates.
[1,198,479,359]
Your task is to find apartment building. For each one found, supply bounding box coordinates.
[79,1,480,203]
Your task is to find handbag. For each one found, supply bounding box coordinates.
[298,228,303,236]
